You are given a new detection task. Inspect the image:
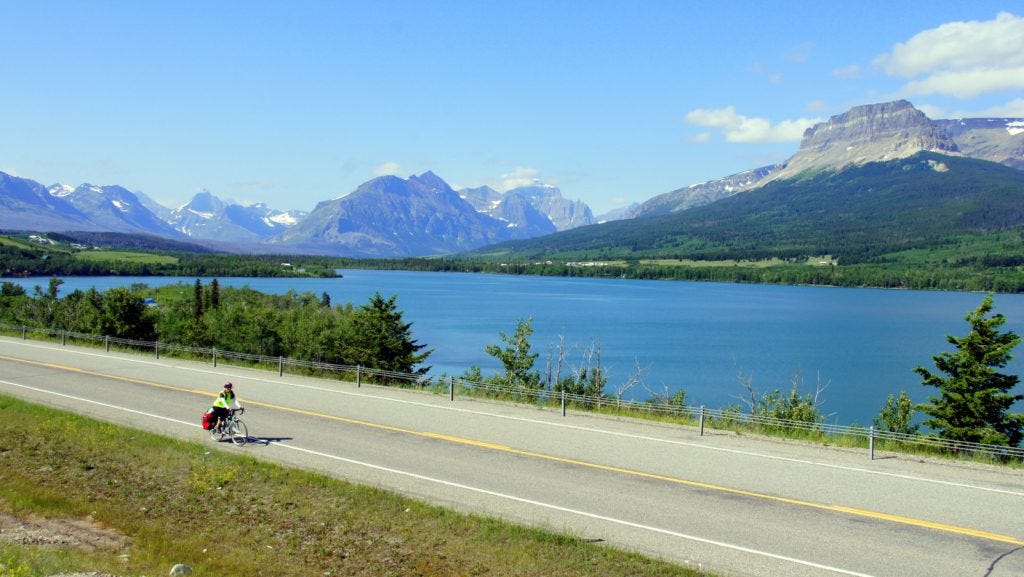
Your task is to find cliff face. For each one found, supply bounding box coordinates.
[761,100,960,184]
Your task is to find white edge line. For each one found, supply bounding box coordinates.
[0,377,878,577]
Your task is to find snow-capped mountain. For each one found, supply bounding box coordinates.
[459,183,595,231]
[0,173,98,231]
[47,182,182,237]
[269,171,537,257]
[166,191,306,242]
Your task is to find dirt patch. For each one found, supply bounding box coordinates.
[0,511,128,552]
[0,508,128,577]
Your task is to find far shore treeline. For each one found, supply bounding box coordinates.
[2,230,1024,292]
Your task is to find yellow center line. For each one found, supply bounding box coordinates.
[5,354,1023,546]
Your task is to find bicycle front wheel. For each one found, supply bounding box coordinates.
[228,419,248,446]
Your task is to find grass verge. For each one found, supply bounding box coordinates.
[0,393,711,577]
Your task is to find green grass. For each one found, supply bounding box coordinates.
[0,394,711,577]
[73,250,179,265]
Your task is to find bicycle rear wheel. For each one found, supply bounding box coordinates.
[228,419,248,445]
[208,424,223,441]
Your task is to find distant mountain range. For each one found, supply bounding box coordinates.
[0,167,597,256]
[164,191,307,243]
[1,99,1021,259]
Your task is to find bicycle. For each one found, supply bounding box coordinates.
[209,408,248,445]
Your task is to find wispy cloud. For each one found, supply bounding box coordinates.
[373,161,403,177]
[684,106,821,143]
[498,166,549,191]
[831,64,861,79]
[805,100,829,112]
[784,42,814,63]
[950,98,1024,118]
[873,12,1024,99]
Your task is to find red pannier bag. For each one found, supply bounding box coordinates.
[201,412,215,430]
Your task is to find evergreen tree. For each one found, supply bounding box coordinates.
[349,293,431,376]
[193,279,204,319]
[915,296,1023,446]
[209,278,220,309]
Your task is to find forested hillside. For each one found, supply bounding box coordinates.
[469,152,1024,263]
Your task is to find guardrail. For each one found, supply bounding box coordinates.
[2,322,1022,461]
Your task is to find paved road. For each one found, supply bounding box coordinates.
[0,336,1022,577]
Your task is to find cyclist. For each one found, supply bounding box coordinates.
[210,381,242,431]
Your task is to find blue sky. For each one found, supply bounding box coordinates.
[2,1,1023,215]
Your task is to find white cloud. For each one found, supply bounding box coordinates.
[498,166,547,191]
[900,66,1024,99]
[373,161,403,176]
[689,132,711,143]
[805,99,829,112]
[684,106,821,143]
[874,12,1024,99]
[949,98,1024,118]
[0,167,19,177]
[832,64,861,79]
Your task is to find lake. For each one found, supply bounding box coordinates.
[8,271,1024,426]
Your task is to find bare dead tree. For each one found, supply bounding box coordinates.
[615,356,651,401]
[551,333,575,389]
[734,363,758,414]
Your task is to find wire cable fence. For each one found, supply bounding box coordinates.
[2,322,1022,462]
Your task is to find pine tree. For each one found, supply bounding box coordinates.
[349,293,431,376]
[915,296,1023,446]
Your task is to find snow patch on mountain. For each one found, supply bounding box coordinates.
[48,184,75,197]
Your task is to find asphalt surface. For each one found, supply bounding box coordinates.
[1,336,1022,577]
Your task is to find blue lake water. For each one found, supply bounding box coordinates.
[8,271,1024,426]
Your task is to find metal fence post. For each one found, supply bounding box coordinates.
[869,426,876,460]
[105,335,110,352]
[155,341,160,359]
[700,405,706,436]
[61,330,66,346]
[356,365,361,387]
[213,347,218,367]
[449,376,455,401]
[561,390,566,417]
[279,356,284,376]
[22,326,27,340]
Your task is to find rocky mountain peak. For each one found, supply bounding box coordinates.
[408,171,451,194]
[182,190,224,213]
[763,100,959,183]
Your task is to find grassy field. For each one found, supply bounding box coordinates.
[0,393,710,577]
[72,250,179,265]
